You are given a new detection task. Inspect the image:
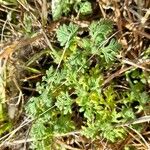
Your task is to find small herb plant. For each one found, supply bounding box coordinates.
[25,19,149,149]
[52,0,92,20]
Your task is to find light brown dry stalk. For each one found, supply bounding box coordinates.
[55,138,82,150]
[125,125,150,149]
[117,116,150,127]
[122,59,150,71]
[123,126,147,149]
[102,66,133,86]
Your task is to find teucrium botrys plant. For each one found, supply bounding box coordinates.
[25,19,149,149]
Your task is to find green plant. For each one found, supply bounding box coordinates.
[52,0,93,20]
[25,19,149,149]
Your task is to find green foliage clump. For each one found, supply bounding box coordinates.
[25,19,149,149]
[52,0,93,20]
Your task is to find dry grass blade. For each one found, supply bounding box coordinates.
[122,59,150,71]
[117,116,150,127]
[102,66,133,86]
[0,118,32,147]
[55,139,83,150]
[125,125,150,150]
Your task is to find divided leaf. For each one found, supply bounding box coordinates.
[56,22,79,47]
[101,38,121,62]
[89,19,113,45]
